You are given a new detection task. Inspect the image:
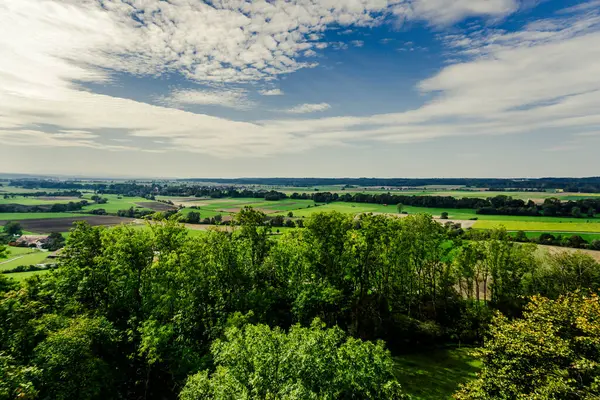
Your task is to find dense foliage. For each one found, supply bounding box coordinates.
[455,293,600,399]
[180,319,406,399]
[0,209,599,399]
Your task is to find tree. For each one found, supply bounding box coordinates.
[187,211,201,224]
[529,251,600,299]
[34,316,118,400]
[180,319,408,400]
[571,206,582,218]
[287,211,294,218]
[3,222,22,236]
[396,203,403,214]
[42,232,65,251]
[440,212,449,219]
[455,293,600,399]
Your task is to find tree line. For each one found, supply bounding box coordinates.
[0,209,599,398]
[0,200,90,213]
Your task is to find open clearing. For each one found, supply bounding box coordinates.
[394,347,481,399]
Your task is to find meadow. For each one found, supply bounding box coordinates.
[394,348,482,400]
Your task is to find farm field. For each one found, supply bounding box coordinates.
[474,220,600,233]
[0,212,93,220]
[508,231,600,242]
[0,247,51,272]
[79,193,154,213]
[0,216,139,233]
[0,195,81,205]
[394,347,482,400]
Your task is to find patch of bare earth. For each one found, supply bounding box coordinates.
[6,216,139,233]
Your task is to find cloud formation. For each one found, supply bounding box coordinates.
[2,0,598,164]
[283,103,332,114]
[161,88,253,110]
[259,89,284,96]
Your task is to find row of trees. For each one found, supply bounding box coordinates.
[0,210,599,399]
[0,200,90,213]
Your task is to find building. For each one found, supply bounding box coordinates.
[12,235,50,249]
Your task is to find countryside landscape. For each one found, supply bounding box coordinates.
[3,0,600,398]
[2,175,600,399]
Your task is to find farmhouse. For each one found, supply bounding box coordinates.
[12,235,50,249]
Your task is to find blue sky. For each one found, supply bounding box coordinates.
[1,0,600,178]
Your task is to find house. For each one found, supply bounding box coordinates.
[12,235,50,249]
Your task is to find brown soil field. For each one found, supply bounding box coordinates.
[12,216,137,233]
[136,202,177,212]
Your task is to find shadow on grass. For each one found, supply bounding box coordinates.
[393,347,482,400]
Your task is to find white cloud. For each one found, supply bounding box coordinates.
[161,88,253,110]
[259,89,284,96]
[351,40,365,47]
[392,0,519,26]
[283,103,332,114]
[2,0,594,162]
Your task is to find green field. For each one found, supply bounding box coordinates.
[0,212,93,221]
[7,270,50,281]
[474,220,600,233]
[0,247,51,271]
[394,347,482,399]
[0,195,80,205]
[79,194,153,213]
[508,231,600,241]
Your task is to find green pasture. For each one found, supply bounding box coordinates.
[80,194,153,213]
[507,231,600,241]
[0,212,93,221]
[474,220,600,233]
[0,195,79,205]
[8,270,50,281]
[0,247,51,271]
[394,347,482,399]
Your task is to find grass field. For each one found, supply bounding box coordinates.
[0,195,81,205]
[8,270,50,281]
[508,231,600,241]
[394,347,482,399]
[474,220,600,233]
[0,247,51,271]
[0,212,93,221]
[80,194,153,213]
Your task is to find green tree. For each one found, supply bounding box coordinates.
[34,316,118,400]
[0,353,39,400]
[529,251,600,299]
[440,212,449,219]
[396,203,404,214]
[180,319,408,400]
[187,211,201,224]
[3,222,22,236]
[455,293,600,399]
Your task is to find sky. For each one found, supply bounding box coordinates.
[1,0,600,179]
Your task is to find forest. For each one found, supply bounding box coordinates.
[1,209,599,399]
